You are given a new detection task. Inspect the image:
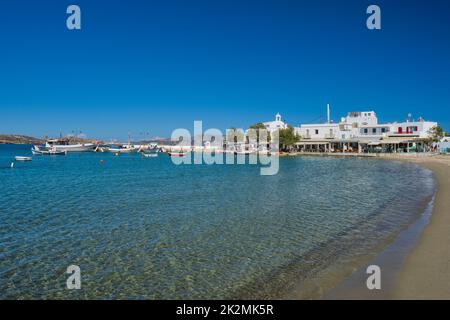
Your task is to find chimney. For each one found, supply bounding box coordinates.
[326,104,330,124]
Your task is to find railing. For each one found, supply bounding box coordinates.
[387,132,418,137]
[324,134,335,139]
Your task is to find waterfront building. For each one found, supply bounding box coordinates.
[439,137,450,153]
[292,105,438,154]
[263,113,288,133]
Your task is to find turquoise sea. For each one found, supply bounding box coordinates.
[0,144,436,299]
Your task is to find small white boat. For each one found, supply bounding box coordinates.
[233,144,258,155]
[15,156,32,161]
[102,143,138,153]
[142,153,158,158]
[32,145,67,155]
[167,151,187,157]
[234,150,257,155]
[110,147,137,153]
[45,138,95,152]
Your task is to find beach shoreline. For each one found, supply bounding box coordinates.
[310,153,450,299]
[389,155,450,299]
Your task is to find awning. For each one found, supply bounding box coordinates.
[380,139,415,144]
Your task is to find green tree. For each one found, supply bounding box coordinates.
[278,125,299,151]
[249,122,271,143]
[427,125,444,142]
[226,127,245,144]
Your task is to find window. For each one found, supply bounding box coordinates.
[372,128,377,134]
[364,128,368,134]
[381,128,386,133]
[315,129,319,135]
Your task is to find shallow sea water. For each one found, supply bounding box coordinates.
[0,145,435,299]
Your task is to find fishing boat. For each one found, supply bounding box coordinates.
[32,145,67,155]
[233,150,257,155]
[167,151,187,157]
[142,153,158,158]
[233,143,257,155]
[101,134,139,153]
[14,156,32,161]
[45,138,95,152]
[105,145,138,153]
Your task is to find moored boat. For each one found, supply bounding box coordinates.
[142,153,158,158]
[45,138,96,152]
[233,150,257,155]
[14,156,32,161]
[32,145,67,155]
[167,151,187,157]
[105,145,138,153]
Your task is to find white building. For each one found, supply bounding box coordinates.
[385,120,437,138]
[342,111,378,127]
[263,113,288,133]
[296,108,437,140]
[439,141,450,153]
[293,105,438,153]
[295,123,342,140]
[294,108,377,140]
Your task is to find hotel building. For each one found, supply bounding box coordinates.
[287,105,438,153]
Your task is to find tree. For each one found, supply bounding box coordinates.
[248,122,271,143]
[278,125,299,151]
[225,127,245,144]
[427,125,444,142]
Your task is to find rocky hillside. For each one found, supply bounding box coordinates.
[0,135,44,145]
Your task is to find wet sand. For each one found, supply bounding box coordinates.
[292,153,450,299]
[326,154,450,299]
[390,155,450,299]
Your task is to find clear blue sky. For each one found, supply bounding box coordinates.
[1,0,449,141]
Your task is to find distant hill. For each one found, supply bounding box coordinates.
[133,138,175,145]
[0,135,44,145]
[0,134,174,145]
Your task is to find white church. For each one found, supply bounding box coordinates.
[262,113,288,133]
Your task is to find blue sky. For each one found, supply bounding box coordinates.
[1,0,449,140]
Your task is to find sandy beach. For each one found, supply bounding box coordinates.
[344,153,450,299]
[298,152,450,300]
[387,154,450,299]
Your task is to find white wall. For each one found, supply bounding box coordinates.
[296,124,340,139]
[387,121,437,138]
[342,111,378,126]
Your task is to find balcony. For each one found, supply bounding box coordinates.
[324,133,335,139]
[387,132,420,138]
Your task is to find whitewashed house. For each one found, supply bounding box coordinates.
[293,104,439,153]
[263,113,288,133]
[385,119,437,138]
